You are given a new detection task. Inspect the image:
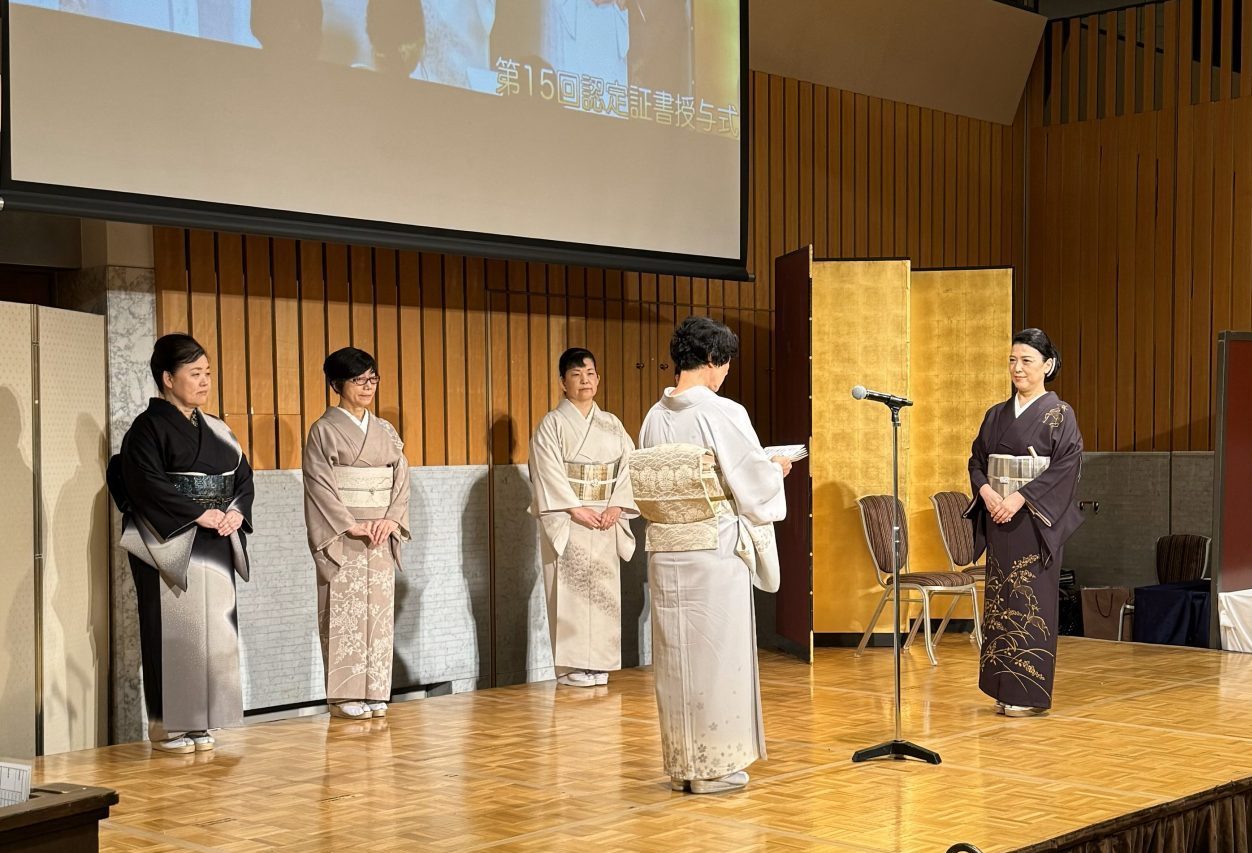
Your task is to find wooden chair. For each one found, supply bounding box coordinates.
[854,495,982,666]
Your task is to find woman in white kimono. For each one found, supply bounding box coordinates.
[636,317,790,794]
[529,348,637,687]
[303,348,411,720]
[109,334,253,755]
[540,0,629,88]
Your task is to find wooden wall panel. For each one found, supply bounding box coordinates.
[153,71,1023,469]
[1027,0,1252,451]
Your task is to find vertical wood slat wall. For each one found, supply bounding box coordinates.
[153,70,1024,470]
[1028,0,1252,452]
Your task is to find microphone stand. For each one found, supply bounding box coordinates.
[852,399,941,765]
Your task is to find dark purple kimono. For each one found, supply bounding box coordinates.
[966,391,1084,709]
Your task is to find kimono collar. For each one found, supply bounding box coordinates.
[147,396,200,437]
[992,389,1059,449]
[660,385,717,411]
[323,406,372,448]
[557,398,598,430]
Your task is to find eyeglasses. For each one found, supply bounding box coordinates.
[348,374,380,387]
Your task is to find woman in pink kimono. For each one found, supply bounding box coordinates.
[303,347,411,720]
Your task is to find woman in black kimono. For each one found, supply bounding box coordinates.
[108,334,254,754]
[966,328,1083,718]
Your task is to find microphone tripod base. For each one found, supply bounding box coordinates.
[851,739,942,764]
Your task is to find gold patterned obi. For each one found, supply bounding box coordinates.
[334,466,392,510]
[565,460,621,503]
[988,453,1051,499]
[629,443,733,552]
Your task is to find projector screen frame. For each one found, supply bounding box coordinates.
[0,0,751,281]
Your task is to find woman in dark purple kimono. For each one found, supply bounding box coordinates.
[966,329,1084,718]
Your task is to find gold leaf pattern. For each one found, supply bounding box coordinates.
[980,552,1054,701]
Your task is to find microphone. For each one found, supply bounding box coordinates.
[851,385,913,407]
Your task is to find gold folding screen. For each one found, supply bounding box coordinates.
[908,269,1014,619]
[783,252,1012,635]
[810,260,912,633]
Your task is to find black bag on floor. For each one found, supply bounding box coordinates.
[1058,569,1083,636]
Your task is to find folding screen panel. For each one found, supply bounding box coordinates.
[1214,332,1252,647]
[37,307,109,753]
[0,302,108,758]
[810,259,912,635]
[908,269,1014,592]
[0,302,36,759]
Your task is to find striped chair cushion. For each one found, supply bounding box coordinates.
[895,571,977,588]
[858,495,909,574]
[932,491,978,568]
[1156,534,1210,584]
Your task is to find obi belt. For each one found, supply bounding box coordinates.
[565,460,622,503]
[168,471,234,509]
[629,443,733,552]
[987,453,1052,499]
[334,466,392,510]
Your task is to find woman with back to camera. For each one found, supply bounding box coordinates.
[966,328,1084,718]
[633,316,790,794]
[109,334,254,755]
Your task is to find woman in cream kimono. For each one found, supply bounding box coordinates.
[635,317,790,794]
[528,347,637,687]
[303,347,411,720]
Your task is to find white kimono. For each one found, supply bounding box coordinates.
[540,0,630,87]
[528,400,637,673]
[638,386,786,781]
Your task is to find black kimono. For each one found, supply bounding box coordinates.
[109,398,254,739]
[966,392,1084,709]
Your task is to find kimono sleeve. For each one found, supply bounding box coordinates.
[1017,407,1084,522]
[607,416,638,519]
[527,415,581,516]
[301,424,358,559]
[384,433,412,539]
[228,451,255,534]
[716,403,786,526]
[968,407,993,496]
[121,417,205,540]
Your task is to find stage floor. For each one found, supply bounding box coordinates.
[32,636,1252,852]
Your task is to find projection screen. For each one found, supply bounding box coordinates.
[1,1,747,277]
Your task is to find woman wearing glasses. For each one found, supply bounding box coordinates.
[302,347,411,720]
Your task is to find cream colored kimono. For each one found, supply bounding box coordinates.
[303,408,411,703]
[637,386,786,782]
[528,400,638,674]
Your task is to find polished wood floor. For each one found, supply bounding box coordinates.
[32,636,1252,852]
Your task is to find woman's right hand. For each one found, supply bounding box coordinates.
[347,521,373,539]
[979,483,1004,512]
[568,507,603,529]
[771,456,793,477]
[195,508,226,529]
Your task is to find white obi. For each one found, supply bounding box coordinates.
[630,443,780,593]
[334,466,392,509]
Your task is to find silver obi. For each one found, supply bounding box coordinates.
[168,472,234,508]
[987,453,1051,499]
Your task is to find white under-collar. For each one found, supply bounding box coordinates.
[340,407,369,434]
[1014,394,1043,419]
